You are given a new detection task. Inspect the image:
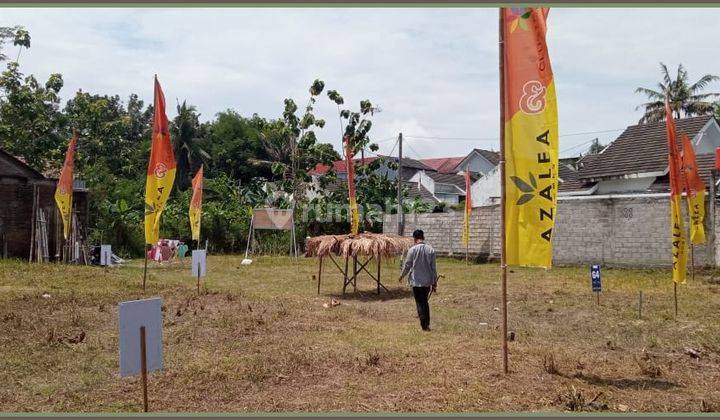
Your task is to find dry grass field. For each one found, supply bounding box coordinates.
[2,255,720,413]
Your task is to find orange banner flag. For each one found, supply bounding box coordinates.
[681,133,706,244]
[666,100,687,284]
[344,136,359,235]
[54,129,78,240]
[144,76,176,245]
[462,169,472,247]
[189,165,204,242]
[502,7,559,268]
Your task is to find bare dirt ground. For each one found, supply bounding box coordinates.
[1,255,720,413]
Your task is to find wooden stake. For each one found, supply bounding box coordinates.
[139,326,149,412]
[143,245,149,292]
[377,255,381,295]
[317,256,323,295]
[691,245,695,282]
[196,259,201,295]
[342,254,349,295]
[638,290,643,319]
[596,291,600,306]
[353,256,358,292]
[498,7,509,375]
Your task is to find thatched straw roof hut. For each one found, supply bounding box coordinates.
[306,233,414,258]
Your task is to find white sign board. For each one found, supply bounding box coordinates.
[119,298,163,377]
[100,245,112,266]
[191,250,207,277]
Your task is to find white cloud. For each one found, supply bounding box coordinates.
[0,7,718,159]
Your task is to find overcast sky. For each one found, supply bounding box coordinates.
[1,7,718,159]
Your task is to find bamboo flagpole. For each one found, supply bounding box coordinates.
[497,8,558,374]
[498,8,509,374]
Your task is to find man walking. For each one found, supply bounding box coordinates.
[399,229,438,331]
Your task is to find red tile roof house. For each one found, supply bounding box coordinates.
[308,149,498,208]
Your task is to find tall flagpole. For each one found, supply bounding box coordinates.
[498,8,509,375]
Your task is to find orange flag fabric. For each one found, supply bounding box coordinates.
[344,136,359,235]
[666,100,687,284]
[681,134,706,244]
[502,7,559,268]
[54,130,78,240]
[462,169,472,247]
[189,165,204,242]
[144,76,176,245]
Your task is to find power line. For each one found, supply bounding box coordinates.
[404,141,422,159]
[560,138,597,155]
[403,128,625,142]
[386,137,399,157]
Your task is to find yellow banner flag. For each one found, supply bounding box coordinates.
[344,136,359,235]
[666,101,687,284]
[189,165,203,242]
[502,8,559,268]
[144,76,176,245]
[681,134,706,244]
[54,130,78,240]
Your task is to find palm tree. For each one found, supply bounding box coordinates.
[171,101,208,191]
[635,63,719,123]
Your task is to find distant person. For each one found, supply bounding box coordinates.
[399,229,438,331]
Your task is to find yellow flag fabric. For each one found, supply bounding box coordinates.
[687,190,706,244]
[681,134,706,244]
[666,101,687,284]
[344,136,359,235]
[670,194,688,284]
[502,8,559,268]
[54,131,78,240]
[144,77,176,245]
[189,165,203,242]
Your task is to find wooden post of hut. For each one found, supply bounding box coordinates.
[317,256,323,295]
[377,255,381,294]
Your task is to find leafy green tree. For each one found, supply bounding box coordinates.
[0,26,30,62]
[587,138,604,155]
[64,92,152,176]
[0,60,64,169]
[258,80,332,196]
[171,101,208,191]
[635,63,719,123]
[205,110,268,182]
[64,92,153,252]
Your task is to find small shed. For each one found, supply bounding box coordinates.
[0,149,88,260]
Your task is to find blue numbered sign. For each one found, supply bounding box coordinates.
[591,264,602,292]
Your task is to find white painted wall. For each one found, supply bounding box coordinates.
[471,166,500,207]
[695,119,720,154]
[435,193,459,204]
[596,177,657,194]
[456,151,497,175]
[409,171,436,195]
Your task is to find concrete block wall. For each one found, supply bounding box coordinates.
[383,195,718,268]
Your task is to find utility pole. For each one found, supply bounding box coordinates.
[397,132,404,236]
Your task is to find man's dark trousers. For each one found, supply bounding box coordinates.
[412,286,431,330]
